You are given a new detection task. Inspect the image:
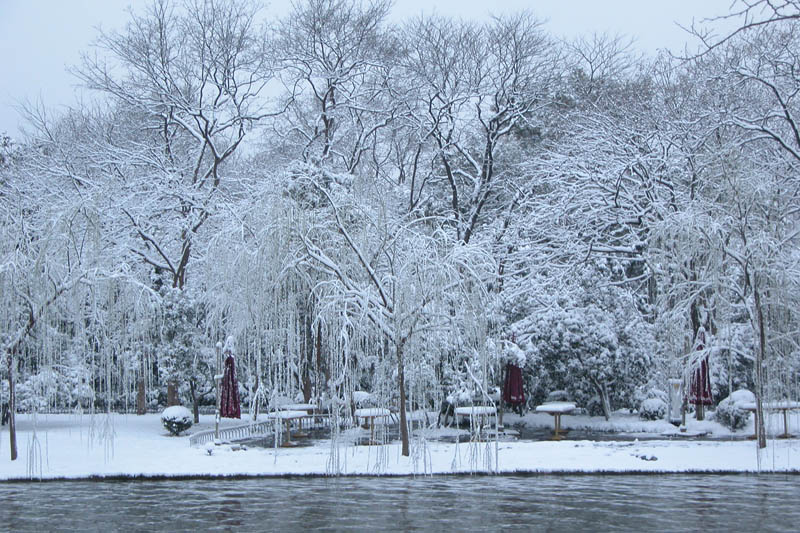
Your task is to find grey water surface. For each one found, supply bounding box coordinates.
[1,474,798,532]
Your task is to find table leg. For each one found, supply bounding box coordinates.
[282,419,295,447]
[779,409,791,439]
[552,414,562,440]
[294,416,310,438]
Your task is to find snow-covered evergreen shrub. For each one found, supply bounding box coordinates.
[161,406,193,435]
[16,361,94,412]
[521,262,655,419]
[713,389,754,431]
[729,389,755,406]
[639,398,668,421]
[546,390,570,402]
[585,396,605,417]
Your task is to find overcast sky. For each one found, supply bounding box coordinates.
[0,0,736,137]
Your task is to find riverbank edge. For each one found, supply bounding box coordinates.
[3,468,799,483]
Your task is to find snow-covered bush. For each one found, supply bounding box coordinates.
[353,391,374,407]
[639,398,668,421]
[526,283,654,419]
[161,406,193,436]
[713,389,754,431]
[546,390,570,402]
[15,363,94,412]
[729,389,756,406]
[585,395,605,417]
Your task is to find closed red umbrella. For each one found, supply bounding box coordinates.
[220,352,241,419]
[688,327,712,419]
[503,363,525,413]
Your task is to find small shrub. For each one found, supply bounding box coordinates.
[713,396,750,431]
[353,391,375,407]
[546,390,570,402]
[639,398,667,421]
[161,406,193,436]
[585,396,605,417]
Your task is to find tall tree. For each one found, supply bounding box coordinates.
[74,0,276,290]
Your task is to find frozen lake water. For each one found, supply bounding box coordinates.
[2,474,799,531]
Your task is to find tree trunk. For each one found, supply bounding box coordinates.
[754,275,767,449]
[303,306,314,404]
[190,379,200,424]
[167,381,179,407]
[316,322,326,406]
[591,378,612,421]
[136,377,146,415]
[252,374,260,422]
[7,350,17,461]
[397,340,409,457]
[302,370,312,404]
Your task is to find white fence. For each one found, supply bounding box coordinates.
[188,420,274,447]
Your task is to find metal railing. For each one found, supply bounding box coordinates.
[188,414,334,446]
[188,419,274,447]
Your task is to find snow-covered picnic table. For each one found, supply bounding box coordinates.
[266,410,312,446]
[453,406,497,439]
[354,408,392,444]
[739,401,800,439]
[278,404,317,436]
[535,402,576,440]
[279,403,316,411]
[454,406,496,425]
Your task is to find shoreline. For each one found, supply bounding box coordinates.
[3,468,800,483]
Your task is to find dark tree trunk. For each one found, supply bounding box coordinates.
[7,350,17,461]
[136,377,146,415]
[754,276,767,449]
[302,371,312,404]
[167,381,179,406]
[190,379,200,424]
[253,374,260,421]
[591,378,612,421]
[302,304,314,404]
[397,340,409,457]
[316,322,327,407]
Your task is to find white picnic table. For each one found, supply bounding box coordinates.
[535,402,576,440]
[739,400,800,439]
[454,406,497,439]
[279,403,317,411]
[354,408,392,444]
[266,410,311,446]
[279,403,317,436]
[454,406,496,425]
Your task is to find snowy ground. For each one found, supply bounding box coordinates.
[2,409,800,480]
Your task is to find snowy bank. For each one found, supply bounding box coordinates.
[1,413,799,481]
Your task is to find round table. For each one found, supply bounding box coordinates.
[535,402,576,440]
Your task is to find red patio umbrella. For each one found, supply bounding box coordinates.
[503,363,525,410]
[220,352,241,419]
[688,327,712,417]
